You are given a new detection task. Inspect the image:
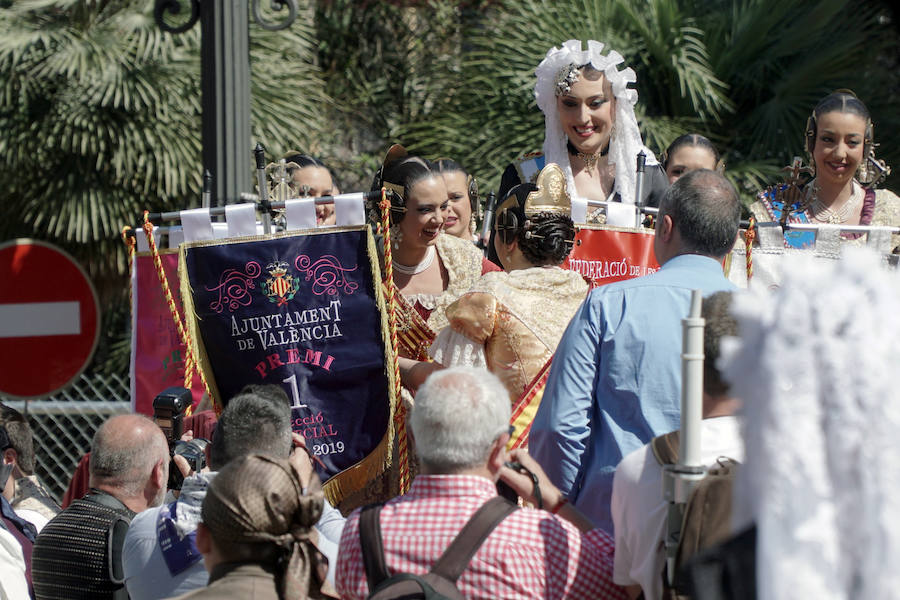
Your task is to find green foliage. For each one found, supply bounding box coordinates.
[0,0,327,374]
[313,0,465,190]
[397,0,898,202]
[0,1,201,277]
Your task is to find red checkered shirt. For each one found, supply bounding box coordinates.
[336,474,626,600]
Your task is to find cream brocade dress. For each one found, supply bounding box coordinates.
[429,266,589,406]
[393,232,498,360]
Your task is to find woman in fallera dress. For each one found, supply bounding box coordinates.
[750,90,899,251]
[352,147,500,510]
[661,133,721,185]
[498,40,668,217]
[282,151,338,226]
[392,164,588,448]
[372,145,499,361]
[435,158,480,243]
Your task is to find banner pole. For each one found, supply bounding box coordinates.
[379,189,410,495]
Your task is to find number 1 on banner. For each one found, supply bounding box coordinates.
[283,374,308,408]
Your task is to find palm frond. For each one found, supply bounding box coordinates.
[0,0,329,373]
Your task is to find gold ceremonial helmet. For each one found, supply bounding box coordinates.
[496,162,571,243]
[527,162,570,214]
[497,162,570,218]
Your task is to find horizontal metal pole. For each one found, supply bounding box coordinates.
[129,196,899,237]
[3,400,130,415]
[137,191,385,224]
[783,222,900,234]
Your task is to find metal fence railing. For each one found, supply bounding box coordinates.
[1,373,131,503]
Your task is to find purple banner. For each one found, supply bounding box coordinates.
[181,228,392,484]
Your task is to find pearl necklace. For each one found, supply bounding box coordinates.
[807,180,862,224]
[392,245,435,275]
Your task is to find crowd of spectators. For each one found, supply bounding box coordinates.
[3,166,898,600]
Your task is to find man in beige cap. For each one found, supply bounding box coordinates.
[174,453,331,600]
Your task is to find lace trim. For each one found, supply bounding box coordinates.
[534,40,658,206]
[405,293,439,311]
[430,328,488,368]
[872,188,900,251]
[423,234,485,333]
[466,267,588,350]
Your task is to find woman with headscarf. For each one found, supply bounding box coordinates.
[172,454,332,600]
[498,40,667,226]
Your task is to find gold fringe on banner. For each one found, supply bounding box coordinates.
[135,213,212,414]
[177,226,398,508]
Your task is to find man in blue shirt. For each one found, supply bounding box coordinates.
[529,168,740,533]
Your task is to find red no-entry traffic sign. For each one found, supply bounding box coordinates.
[0,239,101,399]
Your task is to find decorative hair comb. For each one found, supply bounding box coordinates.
[555,63,581,96]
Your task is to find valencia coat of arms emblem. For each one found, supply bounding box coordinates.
[262,261,300,307]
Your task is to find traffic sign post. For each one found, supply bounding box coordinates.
[0,239,101,399]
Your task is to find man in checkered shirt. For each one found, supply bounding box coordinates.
[336,366,626,600]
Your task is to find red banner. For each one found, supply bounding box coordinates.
[130,252,204,416]
[563,226,660,287]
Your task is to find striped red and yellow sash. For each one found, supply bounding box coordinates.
[508,357,553,450]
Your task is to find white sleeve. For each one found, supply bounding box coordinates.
[611,445,669,600]
[0,528,29,600]
[428,326,487,368]
[611,465,636,586]
[315,500,345,587]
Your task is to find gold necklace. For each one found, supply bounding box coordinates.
[567,140,608,176]
[576,150,601,172]
[807,180,862,224]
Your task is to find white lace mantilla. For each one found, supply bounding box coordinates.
[534,39,658,206]
[721,248,900,599]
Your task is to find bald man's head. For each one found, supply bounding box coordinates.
[90,414,169,505]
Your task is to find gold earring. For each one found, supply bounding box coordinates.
[389,224,403,249]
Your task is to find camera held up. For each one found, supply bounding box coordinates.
[152,386,209,490]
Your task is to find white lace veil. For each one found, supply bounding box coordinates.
[534,39,658,205]
[720,248,900,599]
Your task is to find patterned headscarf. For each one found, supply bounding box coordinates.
[201,454,330,600]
